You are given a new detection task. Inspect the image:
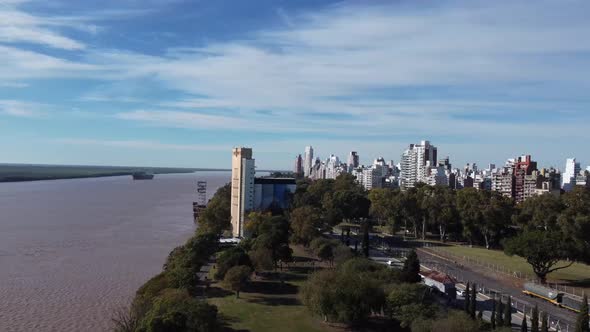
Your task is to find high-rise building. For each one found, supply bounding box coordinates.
[304,146,314,177]
[230,147,255,238]
[348,151,359,170]
[514,155,537,203]
[562,158,581,192]
[325,154,341,179]
[294,154,303,177]
[400,140,437,190]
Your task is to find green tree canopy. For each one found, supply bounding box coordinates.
[401,249,421,283]
[223,265,251,299]
[196,183,231,236]
[290,206,324,246]
[137,289,219,332]
[504,230,575,283]
[387,283,435,328]
[300,258,391,326]
[214,246,252,280]
[513,193,563,231]
[559,187,590,264]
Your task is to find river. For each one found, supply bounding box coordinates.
[0,171,230,332]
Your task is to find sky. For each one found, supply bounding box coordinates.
[0,0,589,170]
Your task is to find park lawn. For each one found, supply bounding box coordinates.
[208,245,337,332]
[435,245,590,286]
[209,290,332,332]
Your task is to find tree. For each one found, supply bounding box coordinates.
[223,265,251,298]
[470,283,477,319]
[540,311,549,332]
[294,178,334,209]
[368,188,401,230]
[249,247,274,272]
[398,187,422,238]
[317,243,334,265]
[491,299,496,329]
[422,186,457,242]
[411,310,479,332]
[456,188,484,245]
[137,289,219,332]
[480,191,513,249]
[521,312,528,332]
[559,187,590,264]
[214,246,252,280]
[322,190,370,226]
[575,294,589,332]
[361,219,370,257]
[196,183,231,236]
[248,214,291,268]
[387,283,435,328]
[333,244,354,265]
[464,282,471,314]
[290,206,324,246]
[402,250,421,283]
[163,233,218,294]
[496,298,504,326]
[513,193,563,231]
[504,296,512,327]
[504,230,575,283]
[300,262,387,325]
[531,305,539,332]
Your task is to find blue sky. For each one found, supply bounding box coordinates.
[1,0,589,170]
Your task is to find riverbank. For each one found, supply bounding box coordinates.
[0,164,230,182]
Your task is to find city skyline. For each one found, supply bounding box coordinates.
[1,0,590,169]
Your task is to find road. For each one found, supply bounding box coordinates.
[331,230,578,330]
[416,248,577,330]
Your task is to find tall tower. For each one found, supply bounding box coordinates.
[563,158,581,192]
[400,140,437,190]
[294,154,303,176]
[348,151,359,170]
[304,146,314,177]
[231,147,255,238]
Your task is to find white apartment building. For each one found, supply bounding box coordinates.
[325,154,341,179]
[230,147,255,238]
[400,140,437,190]
[304,146,314,177]
[562,158,581,192]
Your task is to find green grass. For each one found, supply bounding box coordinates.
[210,291,331,332]
[208,246,336,332]
[433,245,590,286]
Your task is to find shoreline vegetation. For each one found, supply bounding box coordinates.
[117,175,590,332]
[0,164,231,182]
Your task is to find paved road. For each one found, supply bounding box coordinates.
[331,231,577,330]
[417,249,577,330]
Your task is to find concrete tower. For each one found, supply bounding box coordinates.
[230,147,255,238]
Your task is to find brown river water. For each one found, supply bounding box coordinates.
[0,171,230,332]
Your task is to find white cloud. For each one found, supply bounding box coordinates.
[0,100,44,117]
[74,0,589,131]
[55,138,230,152]
[2,0,590,166]
[0,4,85,49]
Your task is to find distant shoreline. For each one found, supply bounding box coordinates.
[0,164,232,183]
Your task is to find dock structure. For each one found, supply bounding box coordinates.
[193,181,207,223]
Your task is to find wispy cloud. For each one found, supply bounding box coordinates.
[0,100,44,117]
[55,138,230,152]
